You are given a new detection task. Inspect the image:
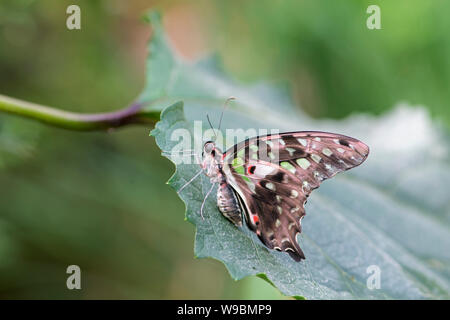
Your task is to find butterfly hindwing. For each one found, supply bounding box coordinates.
[222,131,369,261]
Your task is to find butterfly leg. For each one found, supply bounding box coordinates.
[161,149,198,163]
[161,149,197,154]
[176,149,206,193]
[177,169,203,194]
[200,182,216,220]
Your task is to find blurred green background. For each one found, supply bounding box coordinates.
[0,0,449,298]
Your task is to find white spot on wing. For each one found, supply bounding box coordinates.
[286,147,296,156]
[265,182,276,191]
[322,148,333,157]
[311,154,322,163]
[277,206,283,215]
[302,181,310,192]
[290,207,300,214]
[254,164,276,177]
[313,170,324,181]
[297,138,307,146]
[290,189,299,198]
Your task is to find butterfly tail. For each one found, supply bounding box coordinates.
[282,234,305,261]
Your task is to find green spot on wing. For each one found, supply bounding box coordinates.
[232,157,245,175]
[249,145,258,152]
[281,161,296,174]
[296,158,311,170]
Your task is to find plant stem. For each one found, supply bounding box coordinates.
[0,94,159,131]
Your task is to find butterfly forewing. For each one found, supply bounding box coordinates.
[222,131,369,261]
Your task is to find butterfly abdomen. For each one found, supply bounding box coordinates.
[217,180,243,227]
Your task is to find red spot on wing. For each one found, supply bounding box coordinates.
[252,215,259,224]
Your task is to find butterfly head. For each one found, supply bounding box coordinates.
[201,141,223,178]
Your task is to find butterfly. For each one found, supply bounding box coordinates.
[197,130,369,261]
[173,98,370,261]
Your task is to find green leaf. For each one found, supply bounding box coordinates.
[146,12,450,299]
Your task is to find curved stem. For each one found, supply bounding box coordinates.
[0,94,159,131]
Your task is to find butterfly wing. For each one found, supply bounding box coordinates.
[222,131,369,261]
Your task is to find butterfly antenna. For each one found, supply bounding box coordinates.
[218,96,236,132]
[206,114,218,141]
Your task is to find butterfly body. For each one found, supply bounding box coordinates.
[217,180,243,227]
[201,141,243,227]
[201,131,369,261]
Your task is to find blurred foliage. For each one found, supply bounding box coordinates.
[0,0,449,299]
[0,0,280,299]
[212,0,450,125]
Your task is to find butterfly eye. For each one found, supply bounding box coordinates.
[203,141,215,154]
